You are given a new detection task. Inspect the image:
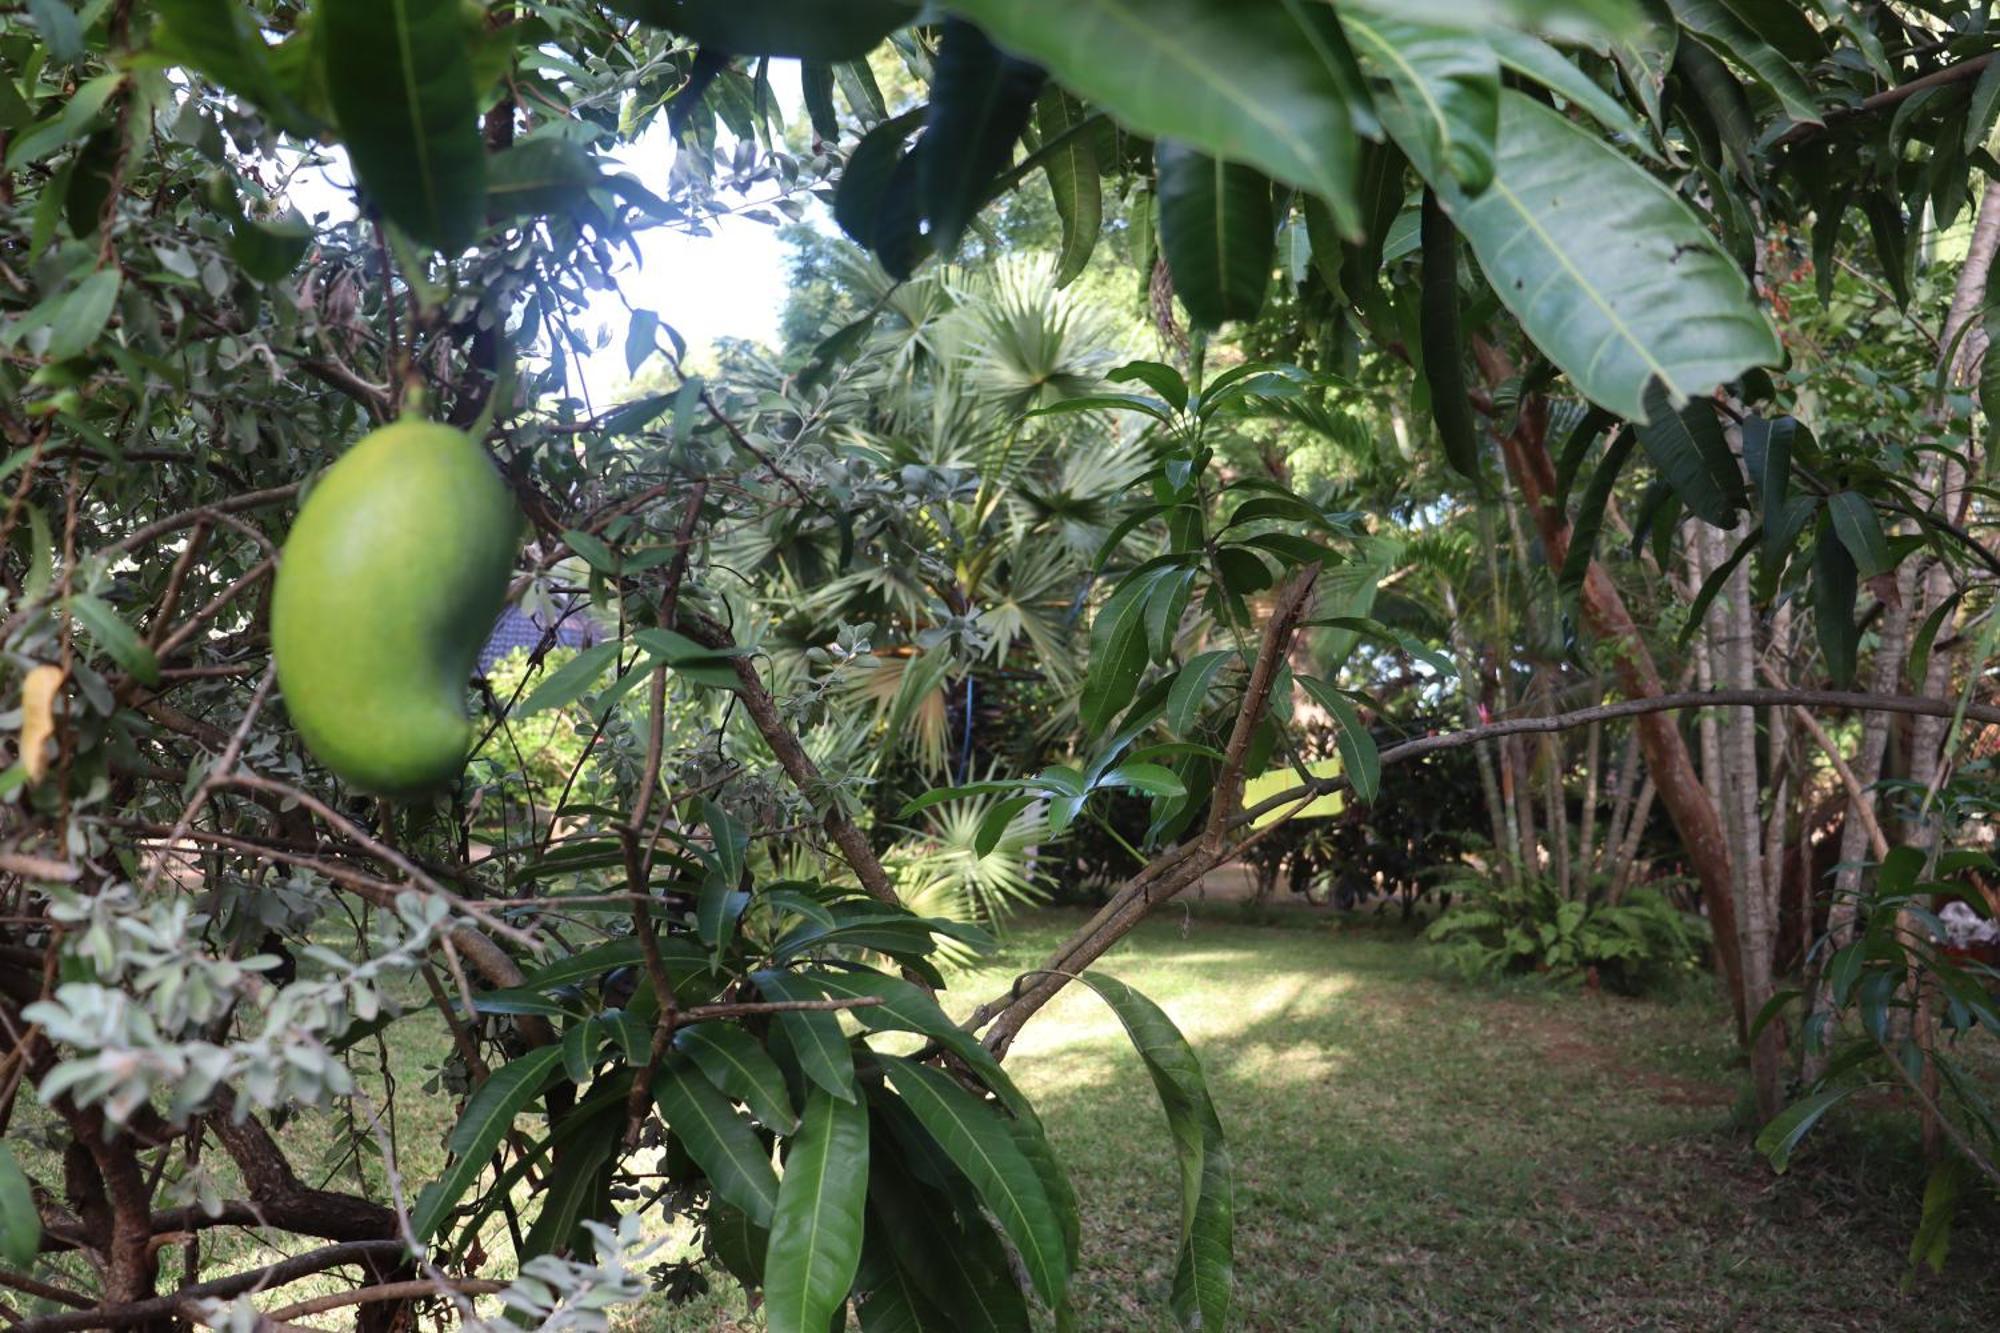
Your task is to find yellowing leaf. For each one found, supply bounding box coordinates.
[19,664,63,784]
[1243,758,1344,827]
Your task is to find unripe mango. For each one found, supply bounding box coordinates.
[272,419,520,798]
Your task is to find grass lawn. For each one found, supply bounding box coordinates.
[946,908,2000,1331]
[17,906,1996,1330]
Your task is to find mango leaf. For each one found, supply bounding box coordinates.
[613,0,916,59]
[1431,92,1779,422]
[878,1056,1070,1306]
[1075,972,1232,1332]
[754,969,857,1102]
[1156,141,1273,329]
[1484,30,1657,159]
[1418,190,1481,482]
[1668,0,1821,126]
[1166,649,1234,735]
[519,1128,616,1259]
[1827,491,1893,579]
[763,1088,870,1333]
[0,1144,38,1268]
[1559,427,1637,591]
[1812,524,1858,688]
[1299,677,1379,803]
[947,0,1364,233]
[921,19,1045,256]
[411,1045,563,1241]
[1036,87,1100,287]
[1634,381,1745,526]
[1755,1085,1856,1172]
[655,1056,781,1227]
[154,0,317,134]
[516,641,619,715]
[676,1022,798,1132]
[1095,762,1186,797]
[322,0,487,252]
[1081,564,1184,734]
[1343,14,1498,191]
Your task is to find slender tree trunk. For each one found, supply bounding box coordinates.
[1610,777,1657,899]
[1599,726,1642,885]
[1711,513,1784,1117]
[1578,711,1603,889]
[1479,347,1750,1047]
[1443,581,1513,884]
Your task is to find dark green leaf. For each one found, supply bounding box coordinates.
[1755,1086,1856,1173]
[1036,87,1101,288]
[155,0,317,134]
[516,641,620,715]
[921,20,1044,257]
[1812,524,1858,688]
[754,970,857,1102]
[1343,15,1498,191]
[0,1144,38,1268]
[412,1046,564,1241]
[1156,142,1273,329]
[1074,972,1232,1332]
[1827,491,1893,580]
[322,0,487,251]
[1419,190,1481,482]
[879,1056,1070,1306]
[1559,427,1636,592]
[1299,677,1379,802]
[68,594,159,686]
[764,1088,870,1333]
[655,1056,782,1227]
[1634,381,1745,526]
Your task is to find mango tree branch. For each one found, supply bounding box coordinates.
[677,613,903,909]
[977,565,1320,1058]
[970,684,2000,1050]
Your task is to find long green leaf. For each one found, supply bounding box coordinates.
[676,1022,798,1132]
[1485,30,1657,158]
[1075,972,1232,1332]
[878,1056,1070,1307]
[945,0,1364,232]
[68,592,159,686]
[1419,190,1481,482]
[1668,0,1821,126]
[655,1056,782,1227]
[1634,381,1745,526]
[755,969,857,1102]
[1827,491,1893,580]
[1755,1085,1856,1172]
[764,1088,870,1333]
[1299,677,1379,803]
[1812,523,1858,688]
[322,0,487,251]
[1343,14,1499,191]
[921,19,1044,256]
[1431,92,1778,422]
[411,1045,563,1241]
[1559,427,1637,592]
[1036,87,1101,288]
[520,1129,616,1259]
[1155,142,1274,329]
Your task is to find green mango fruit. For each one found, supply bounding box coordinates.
[272,419,520,799]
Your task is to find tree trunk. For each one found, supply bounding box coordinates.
[1479,349,1750,1046]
